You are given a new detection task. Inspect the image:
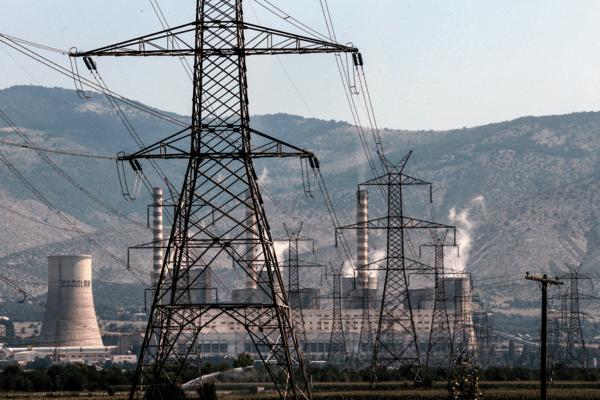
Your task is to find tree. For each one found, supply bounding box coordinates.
[26,367,51,392]
[198,381,218,400]
[448,353,484,400]
[233,353,253,368]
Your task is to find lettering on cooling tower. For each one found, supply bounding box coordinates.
[61,280,91,288]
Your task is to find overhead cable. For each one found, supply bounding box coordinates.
[0,35,188,128]
[0,147,148,282]
[313,168,355,268]
[0,108,149,230]
[0,203,134,236]
[251,0,333,42]
[0,35,178,228]
[0,138,116,159]
[0,33,67,54]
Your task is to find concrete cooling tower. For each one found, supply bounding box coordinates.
[38,255,103,347]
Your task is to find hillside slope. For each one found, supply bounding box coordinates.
[2,85,600,314]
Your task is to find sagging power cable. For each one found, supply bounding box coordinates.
[0,33,179,223]
[312,0,388,191]
[312,164,355,268]
[247,0,316,118]
[0,108,149,230]
[0,272,119,337]
[0,203,134,236]
[148,0,194,81]
[251,0,333,42]
[0,138,116,159]
[0,35,188,129]
[0,146,148,282]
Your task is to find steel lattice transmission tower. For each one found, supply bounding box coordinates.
[337,152,454,385]
[471,296,493,370]
[275,223,323,365]
[560,263,592,369]
[355,284,377,369]
[71,2,358,398]
[549,288,569,364]
[421,230,455,371]
[326,266,349,370]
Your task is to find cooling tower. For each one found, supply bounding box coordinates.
[39,255,103,347]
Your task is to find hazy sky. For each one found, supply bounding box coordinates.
[2,0,600,130]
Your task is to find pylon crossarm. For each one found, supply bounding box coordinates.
[337,216,454,230]
[70,21,357,58]
[278,260,325,268]
[117,127,315,161]
[360,173,431,187]
[358,257,433,271]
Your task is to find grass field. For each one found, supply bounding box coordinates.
[0,382,598,399]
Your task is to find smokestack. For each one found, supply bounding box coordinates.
[245,190,257,289]
[153,187,163,287]
[39,255,103,347]
[357,190,368,289]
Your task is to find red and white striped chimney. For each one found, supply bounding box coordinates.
[152,187,163,287]
[245,190,258,289]
[357,190,368,289]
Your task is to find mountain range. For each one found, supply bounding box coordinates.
[1,85,600,321]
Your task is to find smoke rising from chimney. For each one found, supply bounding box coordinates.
[447,196,486,274]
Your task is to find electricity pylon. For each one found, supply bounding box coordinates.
[559,264,593,369]
[471,296,493,369]
[549,287,569,362]
[275,223,324,365]
[337,152,454,386]
[71,2,358,399]
[355,283,377,369]
[421,230,455,371]
[326,265,349,370]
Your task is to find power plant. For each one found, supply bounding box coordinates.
[1,4,596,400]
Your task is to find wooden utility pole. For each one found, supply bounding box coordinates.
[525,273,563,400]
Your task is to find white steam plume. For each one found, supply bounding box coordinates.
[257,167,269,184]
[369,249,386,280]
[342,260,354,277]
[274,241,288,264]
[447,196,486,276]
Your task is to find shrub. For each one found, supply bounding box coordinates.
[107,386,116,396]
[448,353,483,400]
[198,381,218,400]
[233,352,253,368]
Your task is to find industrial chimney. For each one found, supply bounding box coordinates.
[357,190,368,289]
[152,187,163,288]
[39,255,103,347]
[245,189,258,289]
